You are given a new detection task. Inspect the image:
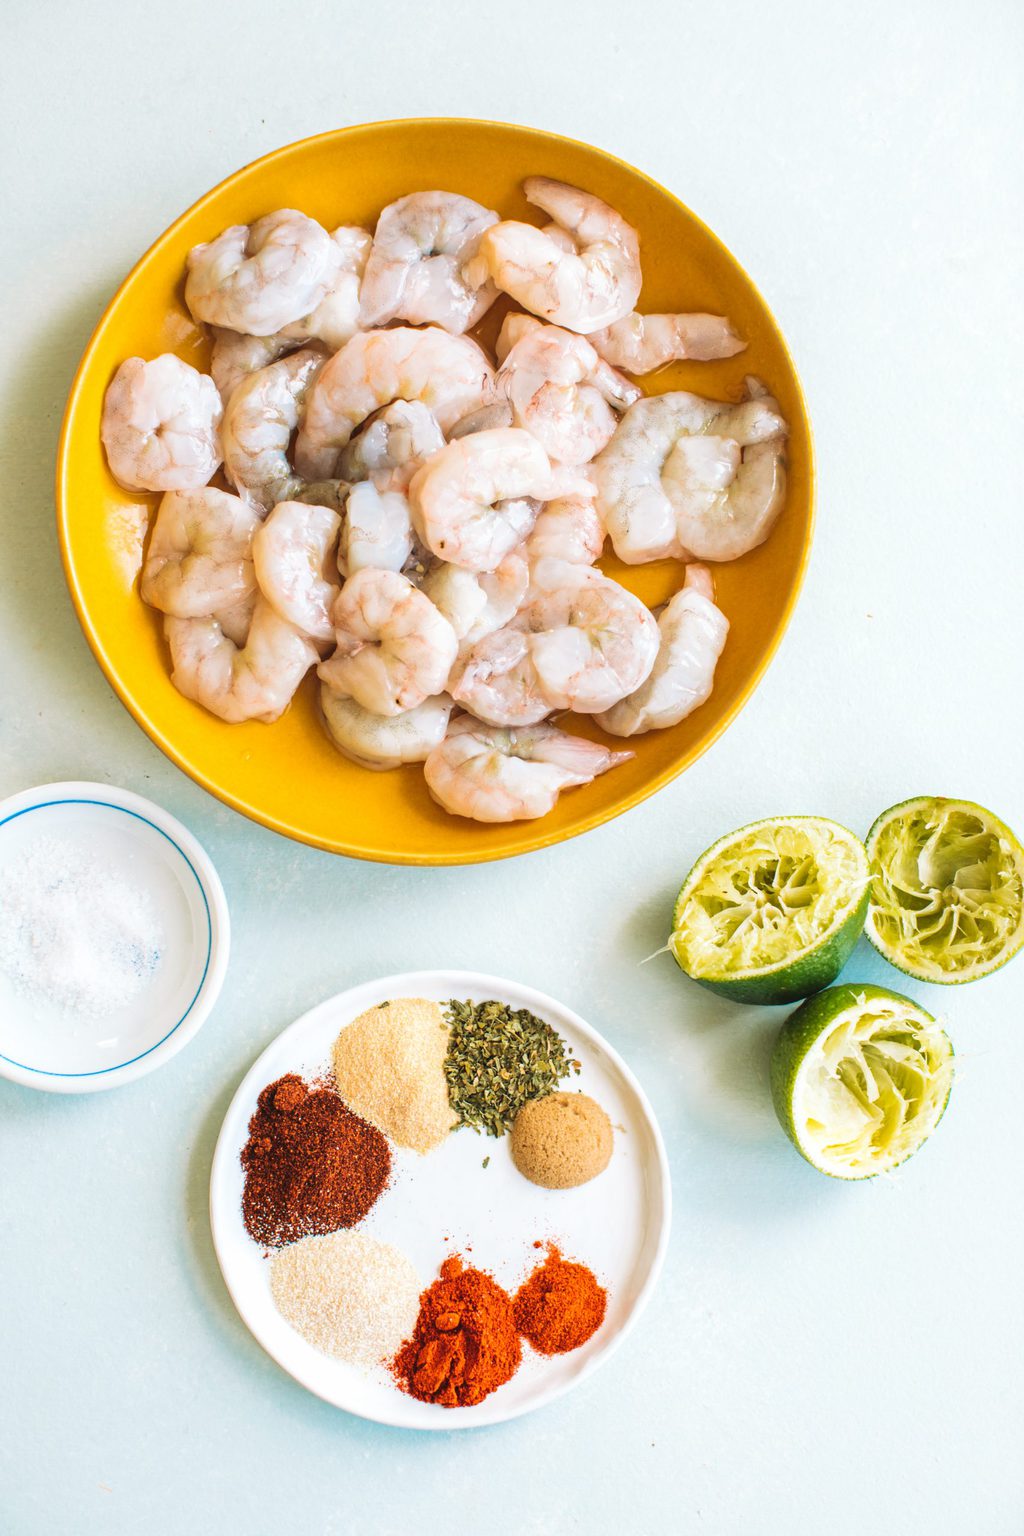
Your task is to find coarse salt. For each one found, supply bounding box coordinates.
[0,835,164,1019]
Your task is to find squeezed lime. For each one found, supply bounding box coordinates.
[770,983,954,1179]
[866,797,1024,984]
[669,816,870,1004]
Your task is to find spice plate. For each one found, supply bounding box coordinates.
[0,781,229,1092]
[210,969,671,1428]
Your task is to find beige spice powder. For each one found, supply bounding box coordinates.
[270,1231,420,1367]
[333,997,456,1153]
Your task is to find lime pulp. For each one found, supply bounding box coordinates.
[770,983,954,1179]
[865,797,1024,984]
[670,816,871,1005]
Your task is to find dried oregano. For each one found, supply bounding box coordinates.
[443,998,580,1138]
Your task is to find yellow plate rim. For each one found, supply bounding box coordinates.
[56,117,815,865]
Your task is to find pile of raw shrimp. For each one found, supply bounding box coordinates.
[100,178,788,824]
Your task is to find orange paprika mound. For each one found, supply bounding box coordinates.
[392,1254,522,1407]
[513,1245,607,1355]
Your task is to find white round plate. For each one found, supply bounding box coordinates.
[210,969,671,1429]
[0,781,229,1092]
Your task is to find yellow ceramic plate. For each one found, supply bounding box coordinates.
[58,119,813,865]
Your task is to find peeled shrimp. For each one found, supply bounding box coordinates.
[464,177,641,335]
[278,226,371,351]
[495,311,543,363]
[590,313,746,374]
[214,590,257,647]
[593,382,788,563]
[320,685,452,771]
[140,487,259,617]
[101,355,222,493]
[596,564,729,736]
[338,481,415,576]
[517,557,659,713]
[252,500,340,644]
[408,427,549,572]
[295,326,493,480]
[359,192,498,334]
[450,401,514,439]
[495,320,639,464]
[165,598,318,724]
[336,400,444,490]
[420,554,529,651]
[451,557,659,724]
[210,330,297,409]
[185,210,336,336]
[208,228,372,407]
[526,493,605,566]
[222,348,327,511]
[423,715,632,823]
[317,568,458,716]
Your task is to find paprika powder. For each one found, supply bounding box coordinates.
[513,1244,607,1355]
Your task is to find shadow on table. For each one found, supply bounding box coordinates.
[620,878,825,1219]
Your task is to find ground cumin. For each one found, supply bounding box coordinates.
[513,1245,607,1355]
[240,1073,390,1247]
[392,1254,521,1407]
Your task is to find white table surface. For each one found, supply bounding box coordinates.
[2,2,1022,1531]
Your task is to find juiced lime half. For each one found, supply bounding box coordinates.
[669,816,870,1004]
[770,983,954,1179]
[866,797,1024,984]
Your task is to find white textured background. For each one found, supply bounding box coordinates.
[2,2,1023,1532]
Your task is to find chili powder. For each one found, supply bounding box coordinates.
[240,1073,390,1247]
[392,1254,522,1407]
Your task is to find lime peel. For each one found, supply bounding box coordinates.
[771,983,954,1180]
[866,797,1024,984]
[670,816,871,1004]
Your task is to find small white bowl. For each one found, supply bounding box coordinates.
[0,781,229,1092]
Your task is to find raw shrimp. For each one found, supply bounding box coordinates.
[423,716,632,824]
[495,311,543,363]
[317,568,458,716]
[338,481,414,576]
[359,192,498,333]
[221,348,327,511]
[408,427,549,571]
[449,402,514,439]
[517,557,660,713]
[525,493,605,566]
[101,355,222,493]
[185,210,336,336]
[420,554,529,651]
[320,686,452,771]
[451,558,659,724]
[165,598,318,724]
[279,226,371,351]
[447,627,546,727]
[295,326,493,480]
[140,487,259,617]
[590,313,746,373]
[495,321,639,464]
[464,177,641,335]
[209,228,371,407]
[593,383,788,563]
[596,564,729,736]
[210,330,298,409]
[252,500,340,644]
[336,400,444,489]
[214,590,257,647]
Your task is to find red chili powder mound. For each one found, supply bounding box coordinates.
[392,1254,522,1407]
[240,1073,390,1247]
[513,1244,607,1355]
